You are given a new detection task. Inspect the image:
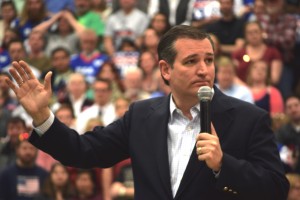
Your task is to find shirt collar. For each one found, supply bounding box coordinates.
[169,88,215,121]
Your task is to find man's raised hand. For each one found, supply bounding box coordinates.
[5,60,52,126]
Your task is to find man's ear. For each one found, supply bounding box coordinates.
[159,60,171,82]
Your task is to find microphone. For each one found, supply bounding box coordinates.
[197,86,213,134]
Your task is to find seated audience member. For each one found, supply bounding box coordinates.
[122,67,151,102]
[25,31,51,72]
[0,133,48,200]
[44,47,74,101]
[97,61,125,102]
[0,117,27,172]
[2,39,41,79]
[247,60,284,116]
[35,162,75,200]
[286,173,300,200]
[0,72,18,112]
[111,159,134,200]
[52,73,93,118]
[232,21,282,85]
[70,29,109,84]
[72,169,102,200]
[215,56,254,103]
[76,78,116,134]
[276,95,300,173]
[140,28,160,58]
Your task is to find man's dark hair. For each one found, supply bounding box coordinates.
[7,116,26,129]
[50,47,71,58]
[157,25,215,85]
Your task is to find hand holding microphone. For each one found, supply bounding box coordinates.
[196,86,223,172]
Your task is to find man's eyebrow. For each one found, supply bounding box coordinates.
[183,52,215,60]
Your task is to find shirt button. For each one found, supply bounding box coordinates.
[223,187,228,191]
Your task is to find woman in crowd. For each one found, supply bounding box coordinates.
[138,50,159,94]
[35,162,74,200]
[232,21,283,85]
[247,60,284,116]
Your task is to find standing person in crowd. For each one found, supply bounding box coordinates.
[71,29,109,85]
[0,1,18,45]
[0,116,27,172]
[204,0,245,55]
[0,133,48,200]
[33,10,85,56]
[74,0,105,37]
[147,0,195,26]
[232,21,282,85]
[258,0,298,99]
[276,95,300,174]
[104,0,149,57]
[91,0,112,23]
[35,162,74,200]
[6,25,289,199]
[215,55,253,103]
[148,12,171,37]
[11,0,50,40]
[247,60,284,116]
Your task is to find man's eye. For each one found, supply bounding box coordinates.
[185,60,195,65]
[205,58,214,65]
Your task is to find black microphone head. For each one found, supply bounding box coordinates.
[197,86,213,101]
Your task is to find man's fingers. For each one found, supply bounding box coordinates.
[9,66,23,86]
[5,77,17,93]
[19,60,36,80]
[211,123,217,136]
[44,71,52,92]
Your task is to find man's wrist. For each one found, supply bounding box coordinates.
[32,108,51,127]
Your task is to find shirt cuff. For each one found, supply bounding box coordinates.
[33,112,55,136]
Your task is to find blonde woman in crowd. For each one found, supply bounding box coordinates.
[247,60,284,116]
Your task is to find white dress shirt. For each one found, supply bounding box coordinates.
[168,96,200,197]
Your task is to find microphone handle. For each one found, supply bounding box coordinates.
[200,100,211,134]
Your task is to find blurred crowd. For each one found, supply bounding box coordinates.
[0,0,299,199]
